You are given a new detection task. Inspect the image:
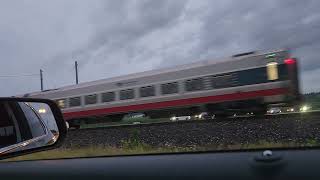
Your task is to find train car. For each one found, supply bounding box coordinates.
[21,49,300,128]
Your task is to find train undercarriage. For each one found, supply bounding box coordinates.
[66,97,299,129]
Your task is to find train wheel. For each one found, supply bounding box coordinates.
[252,106,267,118]
[213,112,229,119]
[69,125,80,130]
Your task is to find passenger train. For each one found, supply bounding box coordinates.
[21,49,301,128]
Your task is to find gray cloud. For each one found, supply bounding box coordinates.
[0,0,319,96]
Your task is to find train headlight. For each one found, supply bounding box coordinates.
[170,116,177,121]
[300,105,311,112]
[287,108,294,112]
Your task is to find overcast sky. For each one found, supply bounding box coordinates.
[0,0,319,96]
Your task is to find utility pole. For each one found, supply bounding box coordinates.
[40,69,44,91]
[75,61,79,84]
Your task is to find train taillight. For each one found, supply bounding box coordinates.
[285,57,300,103]
[285,58,296,65]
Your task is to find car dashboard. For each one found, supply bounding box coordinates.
[0,149,319,180]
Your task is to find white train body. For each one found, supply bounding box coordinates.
[21,49,300,127]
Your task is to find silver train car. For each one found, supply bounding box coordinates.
[22,49,300,128]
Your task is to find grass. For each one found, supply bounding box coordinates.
[3,139,320,162]
[2,145,185,162]
[80,118,169,129]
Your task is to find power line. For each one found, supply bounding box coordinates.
[0,71,44,91]
[0,73,39,78]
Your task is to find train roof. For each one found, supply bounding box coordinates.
[21,49,288,97]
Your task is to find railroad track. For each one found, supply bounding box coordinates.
[69,110,320,131]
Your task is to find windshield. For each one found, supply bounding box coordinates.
[1,0,320,161]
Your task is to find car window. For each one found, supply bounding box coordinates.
[0,103,18,147]
[18,103,46,138]
[1,0,320,161]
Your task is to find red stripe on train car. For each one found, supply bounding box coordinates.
[63,88,288,120]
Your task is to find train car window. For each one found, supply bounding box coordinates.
[227,65,285,87]
[211,74,235,89]
[185,78,204,92]
[55,99,66,109]
[278,64,289,80]
[267,62,279,80]
[140,86,155,98]
[102,92,115,102]
[161,82,179,95]
[85,94,97,105]
[69,97,81,107]
[236,67,267,86]
[120,89,134,100]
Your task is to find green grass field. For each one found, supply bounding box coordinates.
[3,139,319,162]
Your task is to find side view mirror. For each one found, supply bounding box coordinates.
[0,98,67,159]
